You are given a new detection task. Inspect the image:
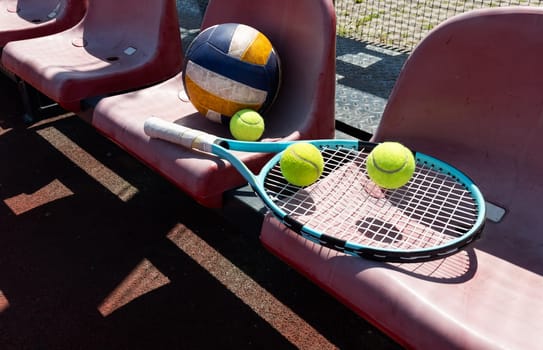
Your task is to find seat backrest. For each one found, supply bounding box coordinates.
[373,7,543,272]
[201,0,337,139]
[374,7,543,207]
[77,0,181,65]
[0,0,87,47]
[4,0,69,22]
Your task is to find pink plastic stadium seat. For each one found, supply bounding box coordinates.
[260,7,543,349]
[0,0,86,48]
[88,0,337,208]
[0,0,182,112]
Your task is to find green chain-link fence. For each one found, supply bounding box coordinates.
[335,0,543,51]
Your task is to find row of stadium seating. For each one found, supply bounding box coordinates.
[0,0,337,208]
[2,1,543,349]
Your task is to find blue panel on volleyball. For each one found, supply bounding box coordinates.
[205,22,238,53]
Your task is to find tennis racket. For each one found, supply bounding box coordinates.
[144,117,486,262]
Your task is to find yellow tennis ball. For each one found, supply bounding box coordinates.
[366,142,416,189]
[229,109,265,141]
[280,143,324,187]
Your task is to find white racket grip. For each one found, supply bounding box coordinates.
[144,117,218,153]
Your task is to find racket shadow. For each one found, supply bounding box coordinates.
[386,248,478,283]
[356,217,403,245]
[274,189,317,216]
[328,247,478,284]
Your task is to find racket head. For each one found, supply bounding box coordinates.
[256,140,486,262]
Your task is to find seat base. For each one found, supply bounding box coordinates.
[260,212,543,350]
[90,73,275,208]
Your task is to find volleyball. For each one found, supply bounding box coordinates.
[182,23,281,124]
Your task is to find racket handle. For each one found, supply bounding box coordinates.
[144,117,218,152]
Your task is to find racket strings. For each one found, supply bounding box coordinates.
[385,171,464,249]
[402,167,478,232]
[263,145,480,253]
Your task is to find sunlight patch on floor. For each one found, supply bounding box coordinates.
[98,258,170,317]
[36,126,139,202]
[167,223,337,350]
[0,126,12,136]
[0,290,9,313]
[3,179,73,215]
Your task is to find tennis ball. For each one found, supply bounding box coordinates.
[366,142,415,189]
[280,143,324,187]
[229,109,265,141]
